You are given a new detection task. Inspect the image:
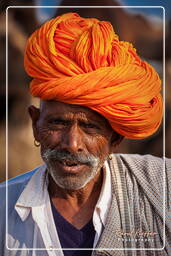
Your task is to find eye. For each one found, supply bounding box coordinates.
[81,122,100,131]
[48,118,69,128]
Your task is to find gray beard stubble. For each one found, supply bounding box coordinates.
[42,149,101,190]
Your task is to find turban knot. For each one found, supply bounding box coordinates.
[24,12,163,139]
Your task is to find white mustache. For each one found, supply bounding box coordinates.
[42,149,99,167]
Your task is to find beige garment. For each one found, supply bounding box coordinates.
[93,154,171,256]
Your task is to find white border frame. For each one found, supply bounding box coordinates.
[6,5,166,252]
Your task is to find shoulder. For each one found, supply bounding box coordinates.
[110,154,165,205]
[114,153,171,180]
[115,153,164,170]
[111,154,170,215]
[0,166,41,190]
[112,154,166,187]
[0,166,44,209]
[113,153,168,180]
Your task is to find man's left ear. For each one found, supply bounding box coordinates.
[28,105,40,141]
[110,132,124,152]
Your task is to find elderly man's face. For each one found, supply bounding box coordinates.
[29,101,120,190]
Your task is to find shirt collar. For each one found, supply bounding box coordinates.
[93,160,112,226]
[15,165,48,221]
[15,160,112,224]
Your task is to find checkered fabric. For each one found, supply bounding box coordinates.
[93,154,171,256]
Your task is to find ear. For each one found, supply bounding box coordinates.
[110,132,124,153]
[28,105,40,142]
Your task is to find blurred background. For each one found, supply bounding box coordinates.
[1,0,171,182]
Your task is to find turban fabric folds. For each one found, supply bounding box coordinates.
[24,13,163,139]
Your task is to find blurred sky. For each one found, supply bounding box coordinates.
[35,0,171,24]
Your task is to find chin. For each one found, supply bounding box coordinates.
[53,177,89,190]
[48,164,100,191]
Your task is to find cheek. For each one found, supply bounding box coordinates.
[86,135,111,160]
[38,126,61,148]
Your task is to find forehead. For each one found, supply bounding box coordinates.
[40,100,109,125]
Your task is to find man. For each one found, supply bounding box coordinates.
[0,12,171,256]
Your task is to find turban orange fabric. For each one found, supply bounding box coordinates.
[24,12,163,139]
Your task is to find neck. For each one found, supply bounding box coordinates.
[48,169,103,229]
[48,169,103,206]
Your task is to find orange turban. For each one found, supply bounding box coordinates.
[24,12,163,139]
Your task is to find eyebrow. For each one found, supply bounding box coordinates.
[46,114,102,126]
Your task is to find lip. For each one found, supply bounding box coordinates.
[56,160,87,174]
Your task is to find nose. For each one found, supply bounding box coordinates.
[61,123,84,154]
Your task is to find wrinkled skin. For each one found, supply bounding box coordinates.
[29,100,123,228]
[29,100,122,190]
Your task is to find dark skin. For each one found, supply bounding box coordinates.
[29,101,123,229]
